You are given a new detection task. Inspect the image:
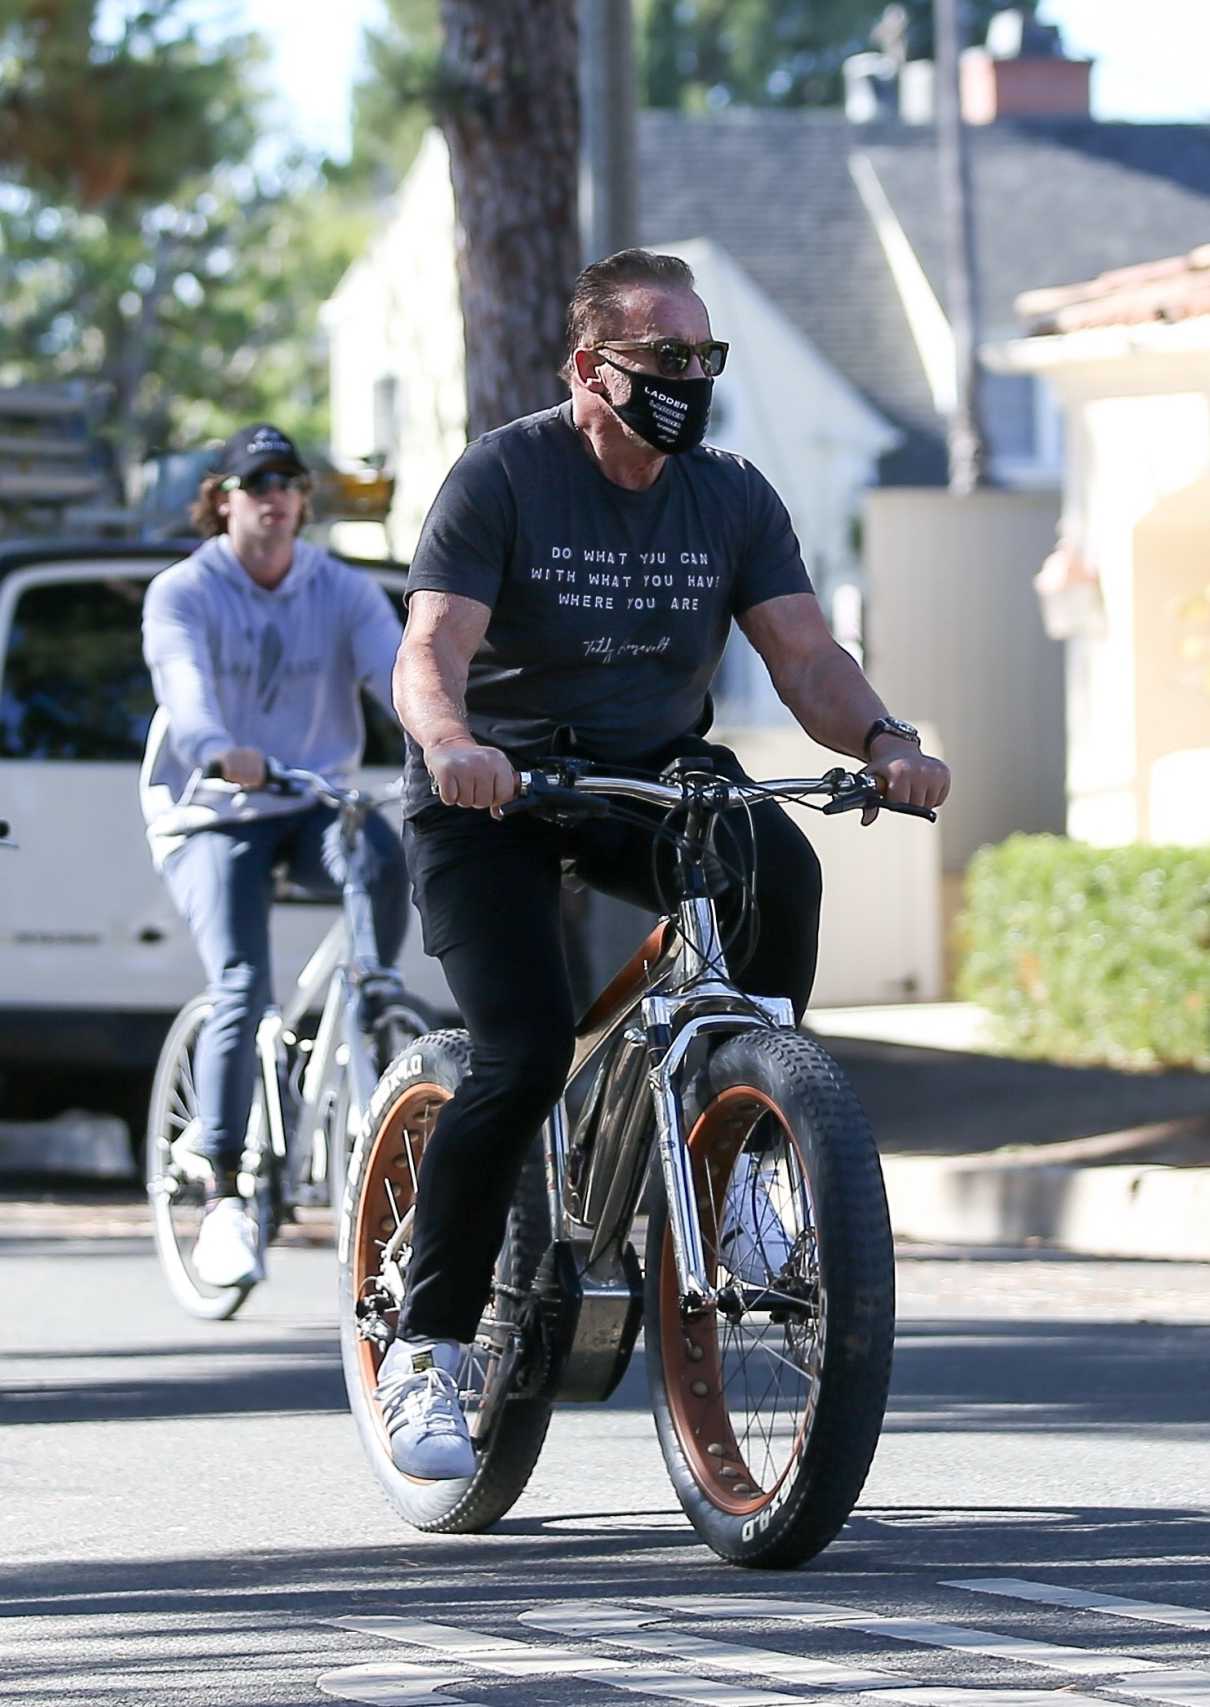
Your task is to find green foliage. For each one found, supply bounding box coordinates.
[0,0,371,473]
[0,0,258,208]
[636,0,1020,111]
[341,0,442,196]
[956,835,1210,1070]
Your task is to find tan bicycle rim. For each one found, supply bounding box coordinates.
[351,1082,450,1433]
[659,1085,820,1518]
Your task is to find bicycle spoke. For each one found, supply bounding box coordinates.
[402,1134,418,1195]
[671,1092,828,1511]
[178,1048,198,1110]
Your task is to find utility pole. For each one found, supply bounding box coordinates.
[578,0,637,262]
[934,0,986,493]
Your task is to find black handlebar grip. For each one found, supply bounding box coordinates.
[498,786,609,820]
[880,799,938,823]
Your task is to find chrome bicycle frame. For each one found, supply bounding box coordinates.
[538,881,790,1403]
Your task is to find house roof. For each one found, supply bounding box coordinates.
[637,113,1210,484]
[1014,245,1210,335]
[638,112,944,484]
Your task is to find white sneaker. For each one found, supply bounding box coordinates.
[170,1119,215,1186]
[376,1338,475,1482]
[192,1196,263,1289]
[719,1151,795,1286]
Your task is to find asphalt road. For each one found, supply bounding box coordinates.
[3,1215,1210,1707]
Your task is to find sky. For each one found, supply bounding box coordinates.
[226,0,1210,162]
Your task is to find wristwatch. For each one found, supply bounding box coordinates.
[864,715,921,756]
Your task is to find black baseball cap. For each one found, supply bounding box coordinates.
[215,422,308,483]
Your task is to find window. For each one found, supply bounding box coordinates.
[978,365,1064,484]
[372,375,400,463]
[0,576,154,760]
[980,369,1037,463]
[362,584,407,767]
[0,571,408,766]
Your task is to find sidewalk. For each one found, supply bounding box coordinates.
[4,1004,1209,1263]
[811,1003,1210,1262]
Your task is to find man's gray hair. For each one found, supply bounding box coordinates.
[563,248,696,380]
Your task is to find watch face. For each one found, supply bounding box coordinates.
[867,716,920,753]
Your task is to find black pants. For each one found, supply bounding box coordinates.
[399,738,823,1343]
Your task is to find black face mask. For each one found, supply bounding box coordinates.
[598,357,713,455]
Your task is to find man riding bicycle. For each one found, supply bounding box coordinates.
[140,424,408,1292]
[380,249,949,1480]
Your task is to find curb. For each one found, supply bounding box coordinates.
[882,1152,1210,1262]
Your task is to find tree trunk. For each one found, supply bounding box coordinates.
[438,0,581,437]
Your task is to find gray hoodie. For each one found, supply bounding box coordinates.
[140,535,403,862]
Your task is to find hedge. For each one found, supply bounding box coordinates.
[955,834,1210,1070]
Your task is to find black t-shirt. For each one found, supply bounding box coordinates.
[402,401,812,816]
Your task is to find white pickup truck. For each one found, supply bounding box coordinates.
[0,540,449,1077]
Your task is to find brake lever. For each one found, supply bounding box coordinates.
[261,759,301,796]
[822,772,937,823]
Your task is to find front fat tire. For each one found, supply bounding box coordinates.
[645,1028,895,1569]
[338,1029,553,1533]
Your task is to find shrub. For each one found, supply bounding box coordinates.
[956,835,1210,1070]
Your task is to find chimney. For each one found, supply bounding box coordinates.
[959,8,1092,124]
[848,6,1094,126]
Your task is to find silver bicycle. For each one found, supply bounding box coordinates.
[339,759,935,1568]
[147,762,427,1320]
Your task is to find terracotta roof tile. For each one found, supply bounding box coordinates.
[1017,245,1210,333]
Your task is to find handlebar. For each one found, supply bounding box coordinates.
[194,758,401,812]
[496,764,936,824]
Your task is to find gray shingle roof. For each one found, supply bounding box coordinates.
[637,112,1210,484]
[865,121,1210,334]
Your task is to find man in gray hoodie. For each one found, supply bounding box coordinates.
[141,424,407,1290]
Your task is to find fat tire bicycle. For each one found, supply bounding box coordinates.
[339,760,934,1567]
[146,762,428,1321]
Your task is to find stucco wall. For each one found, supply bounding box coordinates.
[1063,386,1210,844]
[1133,473,1210,840]
[862,487,1065,872]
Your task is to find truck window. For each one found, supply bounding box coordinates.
[0,573,407,766]
[361,586,407,769]
[0,577,153,760]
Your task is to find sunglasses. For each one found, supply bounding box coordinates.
[592,338,729,379]
[221,470,309,497]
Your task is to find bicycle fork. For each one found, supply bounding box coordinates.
[647,894,793,1314]
[645,995,791,1315]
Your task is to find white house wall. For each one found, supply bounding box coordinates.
[1053,371,1210,844]
[323,133,897,607]
[324,258,390,472]
[323,131,466,559]
[990,323,1210,844]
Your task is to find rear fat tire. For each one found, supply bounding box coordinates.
[644,1027,895,1569]
[338,1029,553,1532]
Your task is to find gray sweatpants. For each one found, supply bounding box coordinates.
[163,807,408,1168]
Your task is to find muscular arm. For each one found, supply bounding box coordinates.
[740,592,887,757]
[739,592,950,810]
[393,590,515,809]
[393,589,487,747]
